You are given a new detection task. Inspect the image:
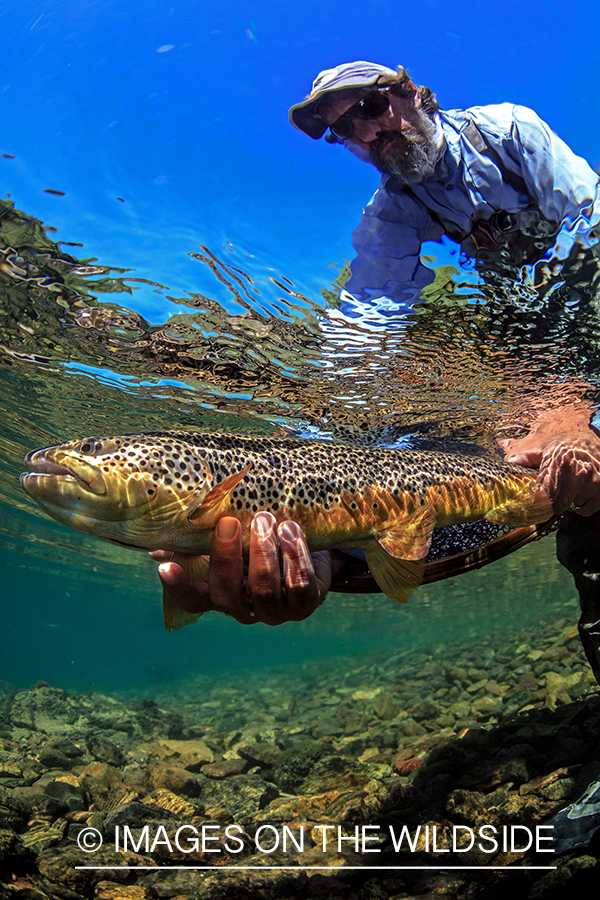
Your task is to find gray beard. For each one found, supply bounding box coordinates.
[369,110,442,183]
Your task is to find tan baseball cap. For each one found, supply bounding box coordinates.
[289,61,397,139]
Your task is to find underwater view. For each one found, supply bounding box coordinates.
[2,0,600,897]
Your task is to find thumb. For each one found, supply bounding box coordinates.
[504,447,543,467]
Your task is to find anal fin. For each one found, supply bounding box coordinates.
[365,540,425,604]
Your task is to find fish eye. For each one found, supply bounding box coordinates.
[79,440,98,455]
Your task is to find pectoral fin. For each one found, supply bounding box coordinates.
[189,464,252,526]
[365,540,425,604]
[162,590,203,632]
[162,554,211,632]
[377,503,436,560]
[485,488,554,527]
[171,553,210,583]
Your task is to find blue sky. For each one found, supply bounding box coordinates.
[1,0,599,320]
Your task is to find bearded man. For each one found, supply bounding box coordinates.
[288,60,600,850]
[289,61,600,308]
[157,61,600,633]
[286,61,600,678]
[153,58,600,848]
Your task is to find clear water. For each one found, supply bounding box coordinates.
[1,0,599,699]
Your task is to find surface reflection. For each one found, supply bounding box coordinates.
[1,194,599,580]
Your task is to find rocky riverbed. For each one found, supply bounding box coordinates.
[2,612,600,900]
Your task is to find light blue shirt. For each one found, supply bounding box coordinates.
[344,104,600,311]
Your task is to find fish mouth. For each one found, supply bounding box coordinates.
[20,448,107,496]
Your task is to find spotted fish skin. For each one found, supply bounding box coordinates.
[21,431,554,614]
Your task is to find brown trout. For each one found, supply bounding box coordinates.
[20,431,553,628]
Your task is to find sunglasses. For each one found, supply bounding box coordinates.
[327,90,391,140]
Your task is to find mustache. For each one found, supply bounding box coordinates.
[368,123,440,182]
[370,130,427,155]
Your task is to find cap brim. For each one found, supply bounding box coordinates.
[289,74,387,139]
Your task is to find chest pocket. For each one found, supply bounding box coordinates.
[390,118,558,264]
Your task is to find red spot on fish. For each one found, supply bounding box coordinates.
[43,189,65,195]
[393,756,422,776]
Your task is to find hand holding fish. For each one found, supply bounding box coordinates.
[150,511,342,625]
[500,420,600,516]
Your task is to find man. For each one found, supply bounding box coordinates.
[289,61,599,308]
[156,61,600,658]
[154,60,600,849]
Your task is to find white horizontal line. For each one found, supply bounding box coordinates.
[75,865,557,871]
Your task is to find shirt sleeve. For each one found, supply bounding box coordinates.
[497,105,600,230]
[343,182,443,314]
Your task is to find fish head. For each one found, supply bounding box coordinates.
[20,433,215,550]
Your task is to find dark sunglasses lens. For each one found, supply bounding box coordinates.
[354,91,390,119]
[329,91,390,139]
[330,118,354,139]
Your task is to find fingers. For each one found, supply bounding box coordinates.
[152,513,332,626]
[504,447,543,467]
[536,438,600,516]
[206,512,289,624]
[149,549,173,562]
[246,513,284,620]
[207,516,247,613]
[158,561,209,613]
[278,520,326,620]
